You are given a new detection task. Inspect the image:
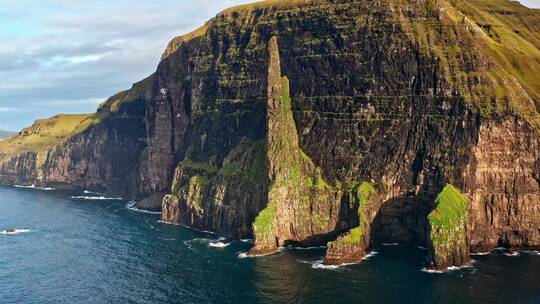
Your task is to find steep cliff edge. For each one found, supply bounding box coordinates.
[1,0,539,270]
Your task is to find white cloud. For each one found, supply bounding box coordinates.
[0,0,254,130]
[519,1,540,8]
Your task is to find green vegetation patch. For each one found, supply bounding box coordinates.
[178,159,218,174]
[337,227,362,244]
[335,181,376,245]
[428,184,468,228]
[428,184,468,245]
[253,205,277,234]
[356,181,376,206]
[0,114,96,157]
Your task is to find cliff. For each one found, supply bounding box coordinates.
[1,0,539,270]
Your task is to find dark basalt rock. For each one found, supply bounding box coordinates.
[1,0,539,270]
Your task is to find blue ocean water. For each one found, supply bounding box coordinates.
[0,185,539,304]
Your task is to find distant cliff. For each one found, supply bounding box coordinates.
[1,0,539,270]
[0,130,16,139]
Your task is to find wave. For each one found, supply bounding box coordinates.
[209,241,230,248]
[237,248,285,259]
[0,229,31,235]
[239,239,253,243]
[238,252,250,259]
[299,251,378,270]
[14,184,55,191]
[421,263,475,274]
[286,245,327,250]
[83,190,104,195]
[71,195,124,200]
[302,259,359,270]
[504,252,521,257]
[382,243,399,246]
[471,251,491,256]
[185,237,226,246]
[157,237,177,241]
[521,250,540,256]
[362,251,379,260]
[421,268,444,274]
[309,259,341,270]
[126,202,162,215]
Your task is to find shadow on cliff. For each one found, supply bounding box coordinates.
[369,194,435,249]
[284,191,358,248]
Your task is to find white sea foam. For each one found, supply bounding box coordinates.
[238,252,250,259]
[382,243,399,246]
[471,251,491,256]
[299,251,378,270]
[363,251,379,260]
[286,245,327,250]
[417,246,427,250]
[158,237,177,241]
[126,202,162,215]
[504,252,521,257]
[237,248,284,259]
[310,259,341,270]
[0,229,31,235]
[422,263,475,274]
[209,241,230,248]
[71,195,124,200]
[186,237,226,246]
[239,239,253,243]
[306,259,362,269]
[421,268,444,274]
[83,190,104,195]
[14,184,55,191]
[522,250,540,256]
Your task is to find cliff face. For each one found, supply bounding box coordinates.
[1,0,539,270]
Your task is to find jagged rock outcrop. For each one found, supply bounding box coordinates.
[427,184,471,269]
[249,36,344,255]
[0,0,539,270]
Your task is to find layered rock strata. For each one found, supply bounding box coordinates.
[0,0,539,269]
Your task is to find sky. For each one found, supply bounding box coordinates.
[0,0,538,131]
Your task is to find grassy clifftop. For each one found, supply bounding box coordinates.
[0,114,101,157]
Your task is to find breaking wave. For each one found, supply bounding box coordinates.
[286,245,327,250]
[83,190,104,195]
[363,251,379,260]
[71,196,124,200]
[126,201,162,214]
[15,184,55,191]
[471,251,491,256]
[421,262,475,274]
[1,229,31,235]
[209,241,230,248]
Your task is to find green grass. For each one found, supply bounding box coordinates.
[179,159,218,174]
[0,114,96,156]
[335,181,376,245]
[337,227,362,244]
[357,181,376,206]
[428,184,468,229]
[253,205,277,234]
[220,0,311,15]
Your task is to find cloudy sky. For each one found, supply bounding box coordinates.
[0,0,538,131]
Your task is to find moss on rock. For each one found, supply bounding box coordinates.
[428,184,470,270]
